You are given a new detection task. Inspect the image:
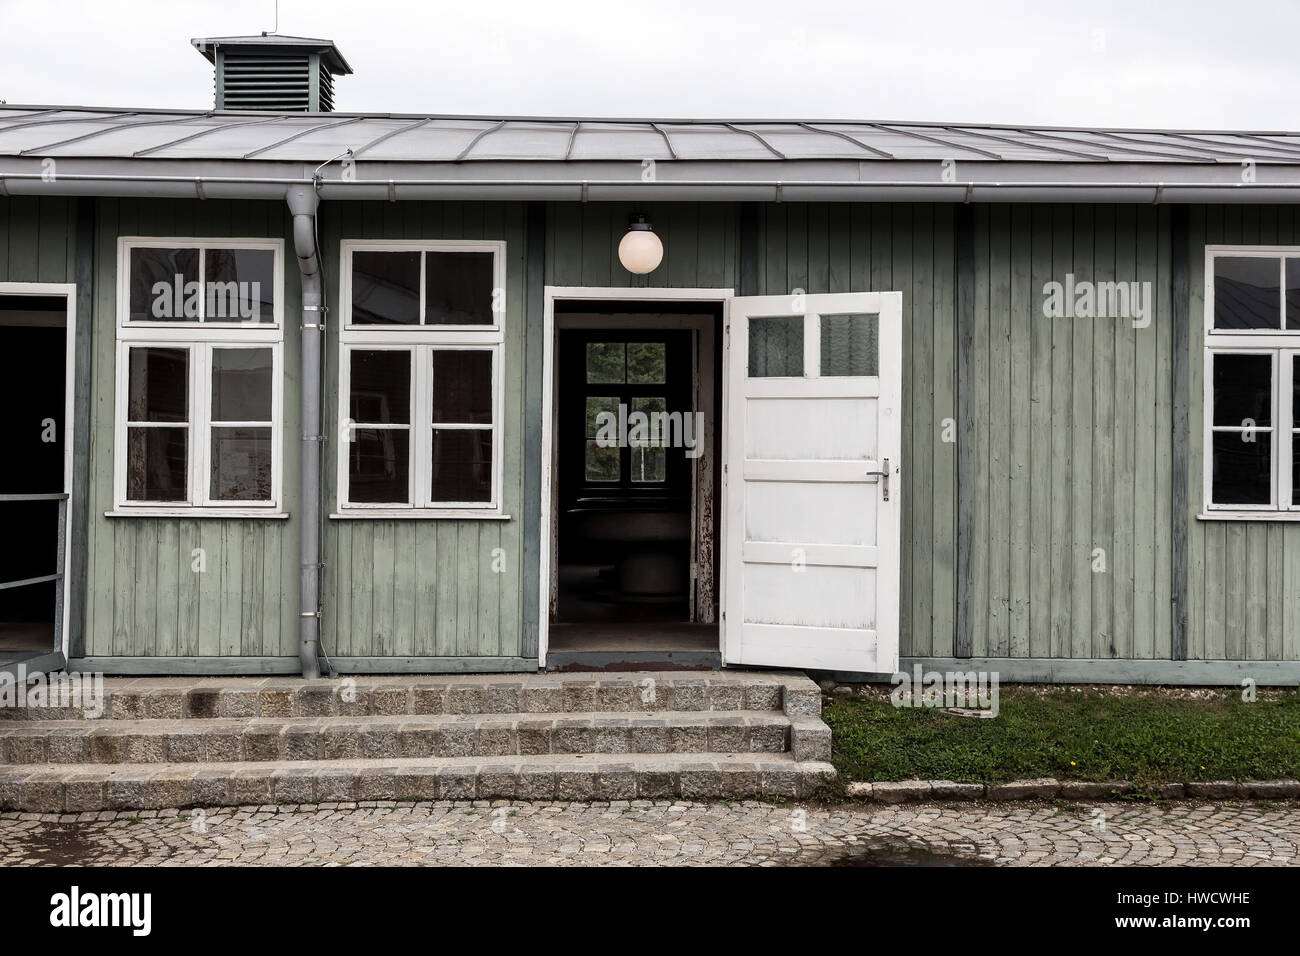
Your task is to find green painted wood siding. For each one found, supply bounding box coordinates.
[1187,206,1300,662]
[318,202,529,660]
[82,200,301,658]
[0,197,76,283]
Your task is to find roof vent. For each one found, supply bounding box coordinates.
[191,34,353,112]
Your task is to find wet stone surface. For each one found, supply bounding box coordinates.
[0,800,1297,867]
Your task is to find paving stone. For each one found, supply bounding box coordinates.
[870,780,932,803]
[987,778,1060,801]
[1186,781,1241,799]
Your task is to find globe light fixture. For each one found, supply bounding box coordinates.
[617,213,663,275]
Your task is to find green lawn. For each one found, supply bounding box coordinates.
[823,686,1300,794]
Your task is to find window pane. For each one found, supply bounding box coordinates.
[128,347,188,422]
[630,396,666,483]
[1287,260,1300,331]
[210,426,271,500]
[129,247,199,321]
[430,429,492,501]
[627,342,666,383]
[212,348,272,422]
[585,396,620,439]
[349,428,409,503]
[425,251,494,325]
[351,251,420,325]
[749,315,803,377]
[1213,256,1281,330]
[1212,354,1271,427]
[431,350,492,424]
[821,313,879,376]
[350,350,410,424]
[586,342,625,383]
[1211,431,1272,505]
[585,441,620,481]
[127,427,187,501]
[204,248,275,323]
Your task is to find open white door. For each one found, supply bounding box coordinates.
[723,292,901,673]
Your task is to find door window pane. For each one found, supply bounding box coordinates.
[351,251,420,325]
[127,427,187,501]
[210,427,272,500]
[425,251,494,325]
[821,313,879,376]
[586,342,625,383]
[585,442,620,482]
[432,350,492,424]
[1214,256,1281,330]
[430,429,492,501]
[749,315,803,377]
[128,347,188,422]
[212,348,272,422]
[1212,354,1271,427]
[128,247,200,321]
[627,342,666,383]
[204,248,275,323]
[1211,431,1272,505]
[350,350,410,424]
[349,429,410,503]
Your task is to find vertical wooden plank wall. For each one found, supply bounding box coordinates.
[80,199,300,660]
[318,202,529,661]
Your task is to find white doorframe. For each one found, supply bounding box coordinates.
[539,286,733,667]
[0,282,77,658]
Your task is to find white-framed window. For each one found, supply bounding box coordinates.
[112,238,284,516]
[1202,246,1300,518]
[337,239,505,516]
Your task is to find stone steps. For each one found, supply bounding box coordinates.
[0,753,837,810]
[0,672,819,721]
[0,711,831,764]
[0,671,835,810]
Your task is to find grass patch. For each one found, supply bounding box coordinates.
[824,686,1300,790]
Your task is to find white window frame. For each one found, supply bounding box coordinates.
[112,237,285,517]
[336,239,506,518]
[1202,245,1300,520]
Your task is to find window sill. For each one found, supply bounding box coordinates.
[1198,511,1300,522]
[106,509,289,519]
[331,510,511,521]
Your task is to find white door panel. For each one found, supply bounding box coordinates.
[723,292,901,673]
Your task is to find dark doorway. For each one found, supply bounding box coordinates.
[0,294,69,662]
[548,305,722,667]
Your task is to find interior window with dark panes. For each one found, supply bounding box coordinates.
[430,350,493,502]
[210,348,273,501]
[1214,256,1282,330]
[351,250,420,325]
[349,349,412,503]
[125,347,189,500]
[425,251,495,325]
[1210,353,1273,505]
[129,247,199,321]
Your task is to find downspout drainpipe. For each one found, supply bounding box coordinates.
[288,184,323,679]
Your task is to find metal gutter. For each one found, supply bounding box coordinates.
[6,171,1300,202]
[287,184,323,679]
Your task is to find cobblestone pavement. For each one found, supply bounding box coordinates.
[1,800,1297,866]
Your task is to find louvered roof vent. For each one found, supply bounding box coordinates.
[191,34,352,112]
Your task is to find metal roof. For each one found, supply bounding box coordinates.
[4,105,1300,163]
[4,105,1300,203]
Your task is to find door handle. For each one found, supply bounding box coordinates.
[866,457,890,501]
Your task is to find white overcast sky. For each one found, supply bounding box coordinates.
[1,0,1297,130]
